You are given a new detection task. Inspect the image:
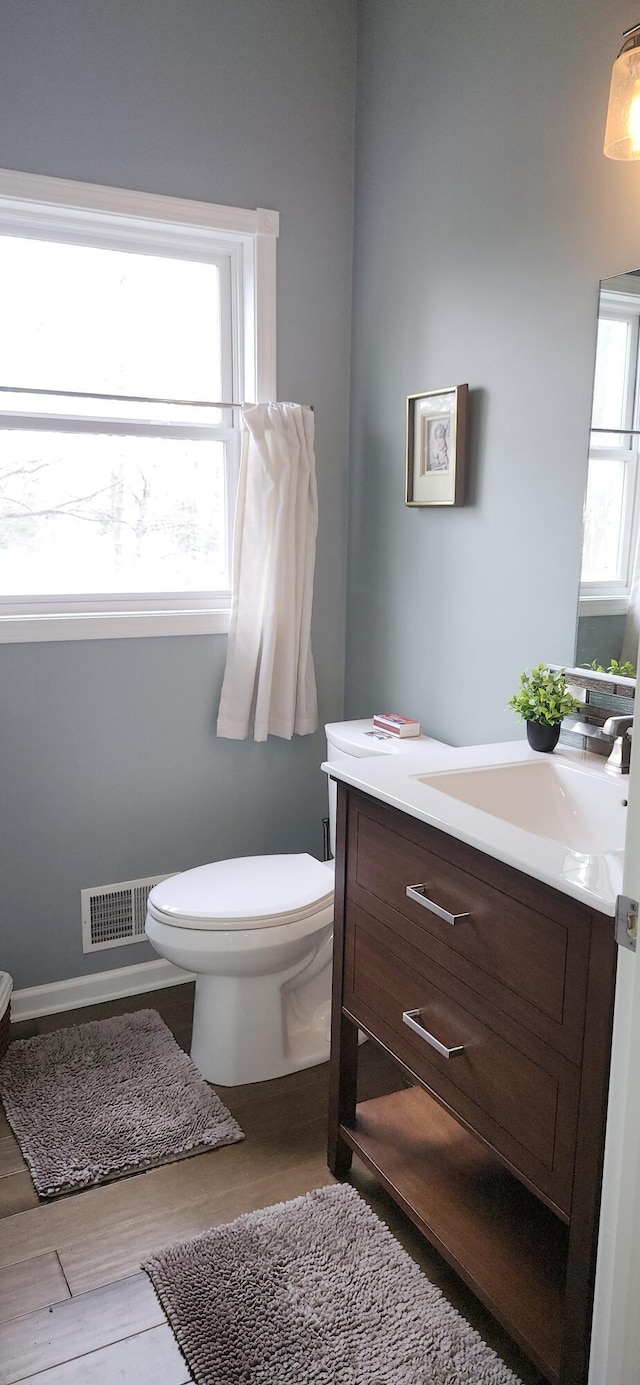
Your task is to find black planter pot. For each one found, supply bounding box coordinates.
[526,721,561,753]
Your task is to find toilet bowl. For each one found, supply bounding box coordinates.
[146,853,334,1085]
[145,719,434,1086]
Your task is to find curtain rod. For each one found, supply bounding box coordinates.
[591,425,640,436]
[0,384,313,410]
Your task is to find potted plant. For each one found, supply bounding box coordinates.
[507,664,580,753]
[584,659,637,679]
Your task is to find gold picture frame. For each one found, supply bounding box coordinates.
[405,384,468,506]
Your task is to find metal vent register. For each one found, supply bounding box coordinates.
[81,874,172,952]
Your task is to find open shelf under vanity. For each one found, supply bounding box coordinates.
[341,1083,568,1383]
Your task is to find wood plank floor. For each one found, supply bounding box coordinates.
[0,985,545,1384]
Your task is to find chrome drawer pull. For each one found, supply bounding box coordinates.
[406,883,470,926]
[402,1008,464,1060]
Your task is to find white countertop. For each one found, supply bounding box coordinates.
[322,737,625,916]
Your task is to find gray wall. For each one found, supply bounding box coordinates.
[0,0,356,988]
[576,615,627,670]
[346,0,640,746]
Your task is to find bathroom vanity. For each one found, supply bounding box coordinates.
[325,743,624,1385]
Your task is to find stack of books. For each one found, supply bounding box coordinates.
[372,713,421,738]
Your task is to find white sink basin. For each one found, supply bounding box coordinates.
[416,758,627,854]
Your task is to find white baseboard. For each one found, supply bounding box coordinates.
[11,959,196,1022]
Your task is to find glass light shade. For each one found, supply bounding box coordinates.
[604,42,640,159]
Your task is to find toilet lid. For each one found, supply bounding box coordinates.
[147,854,334,930]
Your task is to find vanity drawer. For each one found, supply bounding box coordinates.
[344,903,580,1216]
[346,794,591,1062]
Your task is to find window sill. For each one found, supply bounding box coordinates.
[579,596,629,619]
[0,608,231,643]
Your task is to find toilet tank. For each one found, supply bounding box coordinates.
[324,718,432,857]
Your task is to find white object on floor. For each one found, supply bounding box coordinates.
[147,855,334,1086]
[0,972,13,1018]
[145,720,443,1085]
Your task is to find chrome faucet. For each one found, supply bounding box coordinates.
[602,715,633,774]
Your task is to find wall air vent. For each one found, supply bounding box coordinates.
[81,874,173,953]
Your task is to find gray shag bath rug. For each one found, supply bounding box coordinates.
[0,1008,243,1197]
[144,1183,523,1385]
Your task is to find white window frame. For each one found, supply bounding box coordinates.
[0,169,278,642]
[580,291,640,619]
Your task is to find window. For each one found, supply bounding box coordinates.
[581,290,640,615]
[0,170,278,641]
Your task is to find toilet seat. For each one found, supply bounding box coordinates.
[147,853,334,932]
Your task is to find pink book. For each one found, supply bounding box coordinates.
[372,713,421,738]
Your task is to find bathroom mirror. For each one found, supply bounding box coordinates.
[575,270,640,675]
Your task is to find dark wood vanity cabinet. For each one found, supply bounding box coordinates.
[328,784,618,1385]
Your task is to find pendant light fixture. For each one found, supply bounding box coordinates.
[605,23,640,158]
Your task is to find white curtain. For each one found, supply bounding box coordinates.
[217,403,319,742]
[622,535,640,667]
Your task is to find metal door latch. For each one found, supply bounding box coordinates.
[615,895,638,952]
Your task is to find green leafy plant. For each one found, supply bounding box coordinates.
[508,665,581,726]
[584,659,636,679]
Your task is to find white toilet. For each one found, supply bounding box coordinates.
[145,720,431,1085]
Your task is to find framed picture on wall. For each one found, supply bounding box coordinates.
[405,384,468,506]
